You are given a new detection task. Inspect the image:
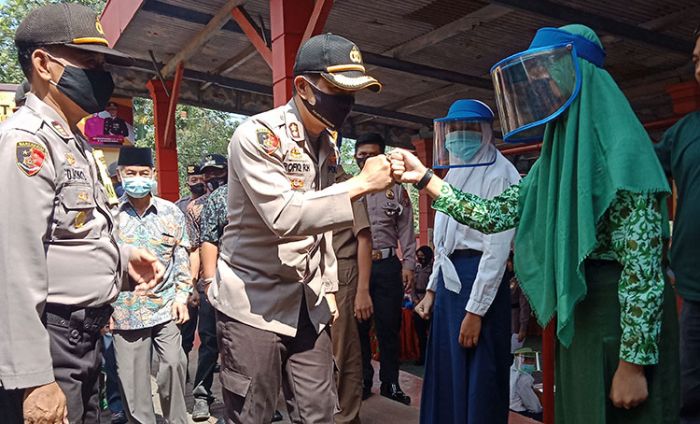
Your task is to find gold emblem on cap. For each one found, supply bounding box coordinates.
[95,18,105,35]
[350,46,362,64]
[74,211,87,229]
[386,189,395,200]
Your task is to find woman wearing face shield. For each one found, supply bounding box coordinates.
[415,100,520,424]
[393,25,679,424]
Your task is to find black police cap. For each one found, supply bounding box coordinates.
[15,3,133,66]
[118,147,153,167]
[186,164,202,176]
[199,154,227,172]
[294,33,381,93]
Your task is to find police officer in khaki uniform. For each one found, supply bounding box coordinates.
[355,133,416,405]
[209,34,393,423]
[0,4,163,423]
[332,165,374,424]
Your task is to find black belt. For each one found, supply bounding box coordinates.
[450,249,482,258]
[43,303,113,334]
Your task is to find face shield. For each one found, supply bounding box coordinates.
[433,119,496,169]
[490,27,606,143]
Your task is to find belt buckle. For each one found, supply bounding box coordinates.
[371,251,382,261]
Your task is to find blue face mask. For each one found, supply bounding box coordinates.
[122,176,155,199]
[445,130,482,163]
[520,363,536,375]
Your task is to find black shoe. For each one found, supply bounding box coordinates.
[213,362,221,373]
[110,411,128,424]
[271,410,284,422]
[380,383,411,405]
[362,379,373,400]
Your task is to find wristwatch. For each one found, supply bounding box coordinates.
[414,168,434,190]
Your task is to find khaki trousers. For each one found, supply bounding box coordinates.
[332,259,364,424]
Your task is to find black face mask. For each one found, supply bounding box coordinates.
[188,183,206,197]
[356,157,367,170]
[206,176,227,192]
[51,63,115,114]
[300,80,354,130]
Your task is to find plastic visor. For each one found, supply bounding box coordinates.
[491,43,581,143]
[433,120,496,169]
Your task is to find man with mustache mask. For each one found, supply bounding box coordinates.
[209,33,393,423]
[0,4,166,423]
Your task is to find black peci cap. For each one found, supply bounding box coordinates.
[355,132,386,151]
[118,147,153,167]
[15,3,133,66]
[186,164,202,176]
[294,33,381,93]
[14,80,30,104]
[199,154,227,172]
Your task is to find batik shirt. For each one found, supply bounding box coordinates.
[201,185,228,246]
[112,196,192,330]
[185,193,209,250]
[433,183,664,365]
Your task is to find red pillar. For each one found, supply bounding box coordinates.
[414,137,435,248]
[542,321,556,424]
[146,79,180,202]
[270,0,314,106]
[667,80,700,116]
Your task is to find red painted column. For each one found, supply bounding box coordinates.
[270,0,314,106]
[146,79,180,202]
[542,321,556,424]
[414,137,435,248]
[667,81,700,115]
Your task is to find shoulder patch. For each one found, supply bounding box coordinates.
[16,141,47,177]
[257,128,280,155]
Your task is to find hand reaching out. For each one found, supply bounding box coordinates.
[390,149,428,184]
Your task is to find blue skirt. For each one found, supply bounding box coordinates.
[420,253,511,424]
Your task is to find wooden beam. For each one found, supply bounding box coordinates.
[385,4,511,58]
[231,6,273,68]
[302,0,334,44]
[492,0,692,54]
[200,44,258,90]
[601,6,700,45]
[164,62,184,147]
[160,0,244,77]
[354,84,468,125]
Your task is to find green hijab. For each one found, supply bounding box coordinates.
[513,24,670,347]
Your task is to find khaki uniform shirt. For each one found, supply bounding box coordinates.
[366,184,417,270]
[0,94,125,389]
[210,100,354,337]
[333,166,371,260]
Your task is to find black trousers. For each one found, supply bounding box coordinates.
[180,302,199,356]
[0,304,109,424]
[681,298,700,424]
[358,255,404,385]
[193,289,219,401]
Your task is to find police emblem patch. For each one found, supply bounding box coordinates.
[74,211,87,229]
[350,46,362,64]
[257,128,280,155]
[289,147,304,160]
[290,178,305,191]
[385,189,395,200]
[288,122,303,142]
[16,141,47,177]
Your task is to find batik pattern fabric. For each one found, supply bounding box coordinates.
[112,196,192,330]
[432,182,665,364]
[185,193,208,250]
[201,185,228,246]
